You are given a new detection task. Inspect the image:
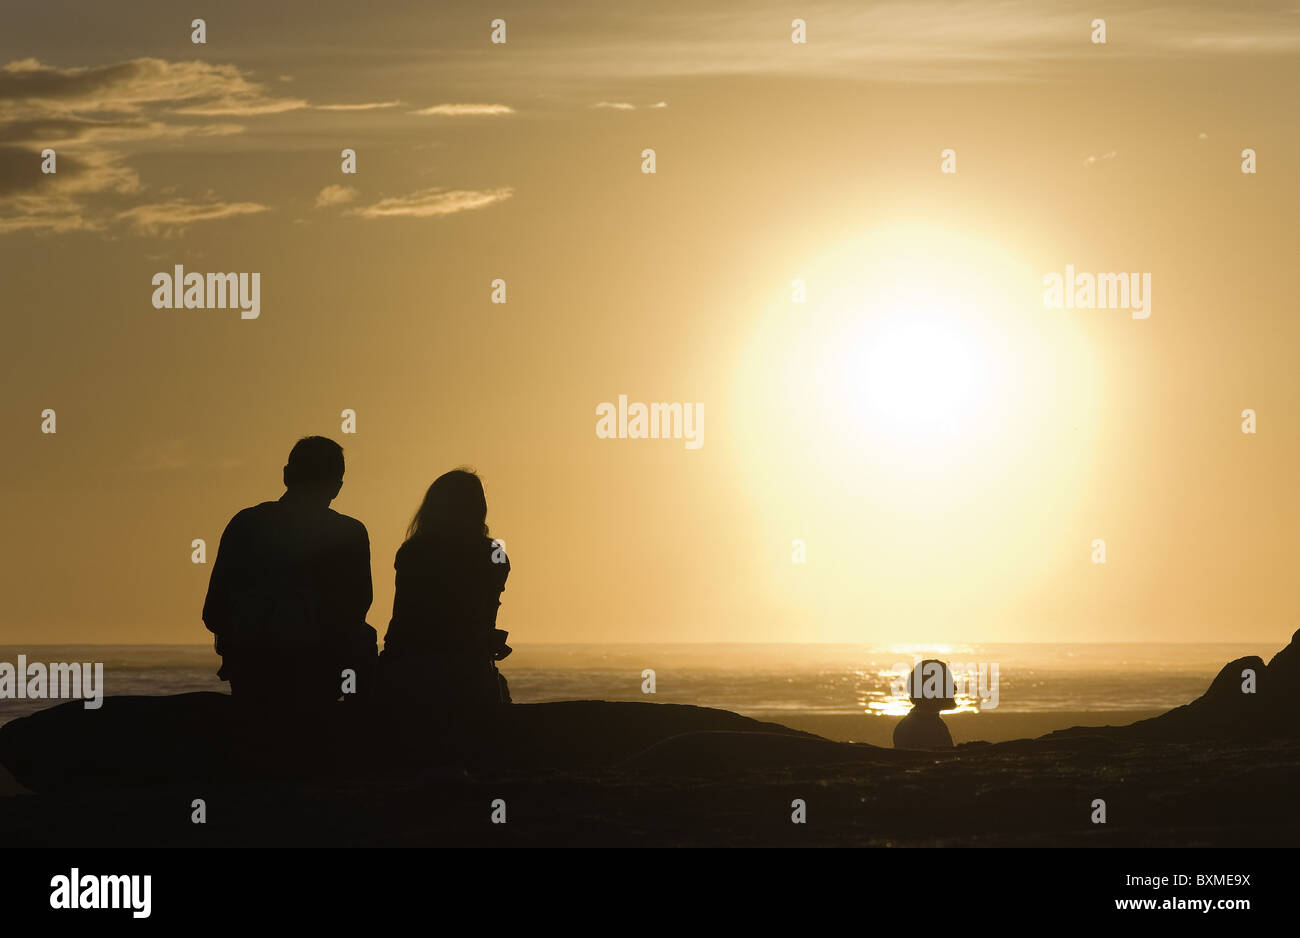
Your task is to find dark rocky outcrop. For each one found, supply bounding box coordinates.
[1048,629,1300,743]
[0,694,825,793]
[4,631,1299,795]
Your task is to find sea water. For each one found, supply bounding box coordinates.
[0,642,1276,727]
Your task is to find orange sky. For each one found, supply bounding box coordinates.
[2,1,1298,644]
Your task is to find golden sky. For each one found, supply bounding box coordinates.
[2,1,1298,644]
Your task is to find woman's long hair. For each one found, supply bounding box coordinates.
[406,468,490,542]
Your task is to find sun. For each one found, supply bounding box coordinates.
[735,221,1097,486]
[798,228,1016,455]
[853,312,983,436]
[732,220,1104,639]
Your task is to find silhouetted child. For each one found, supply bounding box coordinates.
[893,659,956,750]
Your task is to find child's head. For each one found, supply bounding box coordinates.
[906,659,956,713]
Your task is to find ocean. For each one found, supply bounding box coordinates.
[0,642,1275,730]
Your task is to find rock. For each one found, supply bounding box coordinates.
[0,761,29,796]
[0,693,237,793]
[0,694,820,793]
[476,700,819,772]
[1264,628,1300,712]
[621,730,896,776]
[1048,634,1298,743]
[1266,628,1300,672]
[5,630,1299,793]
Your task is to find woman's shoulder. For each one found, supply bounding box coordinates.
[396,534,504,568]
[394,536,442,572]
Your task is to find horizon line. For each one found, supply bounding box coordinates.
[0,639,1282,648]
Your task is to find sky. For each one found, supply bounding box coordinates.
[1,0,1298,645]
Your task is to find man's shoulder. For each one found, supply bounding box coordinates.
[326,509,369,540]
[227,501,280,527]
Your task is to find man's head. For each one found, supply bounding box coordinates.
[283,436,345,503]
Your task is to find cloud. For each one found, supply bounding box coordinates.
[0,209,94,235]
[116,199,269,236]
[124,438,243,472]
[411,103,513,116]
[1082,150,1117,167]
[316,100,402,111]
[0,57,306,115]
[125,439,190,472]
[315,184,359,208]
[591,101,668,111]
[174,97,307,116]
[1165,34,1300,53]
[508,2,1300,84]
[0,58,300,235]
[347,186,513,219]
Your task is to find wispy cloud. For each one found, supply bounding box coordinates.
[0,208,94,235]
[316,100,402,111]
[347,186,513,219]
[1165,33,1300,53]
[125,439,190,472]
[411,103,514,116]
[174,97,307,116]
[591,101,667,111]
[508,2,1300,84]
[0,57,306,114]
[0,57,298,234]
[315,184,359,208]
[124,438,242,472]
[116,199,269,236]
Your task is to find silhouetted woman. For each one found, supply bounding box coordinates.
[380,469,511,717]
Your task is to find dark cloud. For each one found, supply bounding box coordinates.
[0,57,297,234]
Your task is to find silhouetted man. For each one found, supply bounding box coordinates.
[203,436,375,708]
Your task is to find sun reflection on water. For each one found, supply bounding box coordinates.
[860,660,985,716]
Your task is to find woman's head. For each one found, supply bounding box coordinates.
[407,468,490,541]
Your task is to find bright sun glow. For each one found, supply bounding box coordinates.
[809,234,1014,455]
[733,221,1103,640]
[737,223,1050,478]
[857,318,980,432]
